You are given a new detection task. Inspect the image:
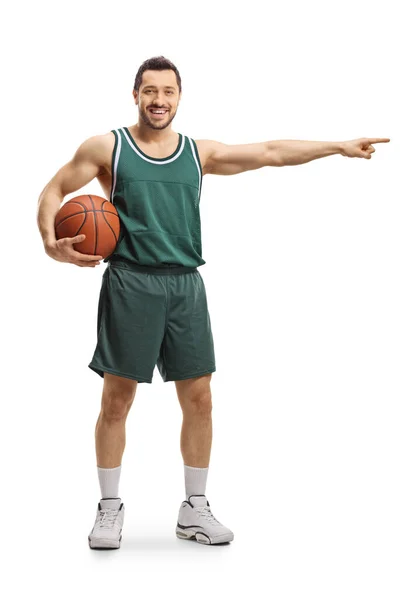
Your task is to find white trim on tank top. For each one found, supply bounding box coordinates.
[120,127,185,164]
[110,129,201,204]
[188,137,202,204]
[110,129,122,204]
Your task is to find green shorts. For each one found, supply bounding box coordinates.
[88,259,216,383]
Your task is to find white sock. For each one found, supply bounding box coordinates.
[184,464,209,500]
[97,465,122,499]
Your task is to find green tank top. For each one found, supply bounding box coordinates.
[104,126,205,268]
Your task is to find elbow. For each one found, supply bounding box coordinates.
[265,143,284,167]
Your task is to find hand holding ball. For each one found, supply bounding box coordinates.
[53,194,121,267]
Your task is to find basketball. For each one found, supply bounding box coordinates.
[55,194,120,258]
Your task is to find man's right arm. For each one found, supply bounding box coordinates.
[37,135,106,265]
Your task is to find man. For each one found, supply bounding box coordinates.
[37,55,390,549]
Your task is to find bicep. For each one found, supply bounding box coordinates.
[201,139,280,175]
[46,136,104,196]
[206,140,267,175]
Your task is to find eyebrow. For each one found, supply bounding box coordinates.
[142,85,176,90]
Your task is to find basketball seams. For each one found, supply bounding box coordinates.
[55,209,118,229]
[54,194,120,259]
[88,194,99,255]
[102,211,118,244]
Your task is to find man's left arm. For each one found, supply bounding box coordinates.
[200,137,390,175]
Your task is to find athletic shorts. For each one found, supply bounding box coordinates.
[88,258,216,383]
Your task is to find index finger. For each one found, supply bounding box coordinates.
[368,138,390,143]
[72,251,103,261]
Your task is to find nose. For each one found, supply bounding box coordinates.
[153,92,169,105]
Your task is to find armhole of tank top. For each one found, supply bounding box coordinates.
[189,137,203,199]
[110,129,121,204]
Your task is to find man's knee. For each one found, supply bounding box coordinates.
[101,372,138,420]
[175,374,213,415]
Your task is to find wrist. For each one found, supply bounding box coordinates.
[337,141,345,156]
[44,238,57,252]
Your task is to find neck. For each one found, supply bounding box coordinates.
[132,122,175,145]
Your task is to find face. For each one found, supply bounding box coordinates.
[133,69,181,131]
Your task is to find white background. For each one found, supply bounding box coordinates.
[2,0,398,598]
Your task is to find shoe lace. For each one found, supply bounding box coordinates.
[194,505,222,526]
[98,508,119,529]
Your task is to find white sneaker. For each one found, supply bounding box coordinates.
[176,494,234,545]
[88,497,125,549]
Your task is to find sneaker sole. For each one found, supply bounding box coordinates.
[88,535,122,550]
[176,527,233,545]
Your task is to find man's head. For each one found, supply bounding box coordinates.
[133,56,182,131]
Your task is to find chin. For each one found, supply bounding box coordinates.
[149,116,175,130]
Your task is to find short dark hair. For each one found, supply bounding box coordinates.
[133,56,182,93]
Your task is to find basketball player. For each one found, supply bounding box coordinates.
[37,56,390,549]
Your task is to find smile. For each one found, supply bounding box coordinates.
[149,109,168,116]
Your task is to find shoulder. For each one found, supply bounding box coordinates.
[193,139,228,176]
[77,132,115,159]
[75,132,116,176]
[193,139,225,176]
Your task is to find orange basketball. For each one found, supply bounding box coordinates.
[55,194,120,259]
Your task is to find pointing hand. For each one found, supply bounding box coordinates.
[340,137,390,159]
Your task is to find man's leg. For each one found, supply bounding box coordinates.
[175,373,212,499]
[89,373,137,549]
[174,373,234,543]
[96,372,137,467]
[175,373,213,468]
